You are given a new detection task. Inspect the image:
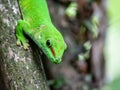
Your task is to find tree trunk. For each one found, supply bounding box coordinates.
[0,0,49,90]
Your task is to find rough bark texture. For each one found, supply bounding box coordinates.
[0,0,49,90]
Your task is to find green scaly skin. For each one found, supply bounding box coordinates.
[16,0,67,64]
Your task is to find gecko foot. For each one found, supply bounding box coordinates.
[16,39,29,50]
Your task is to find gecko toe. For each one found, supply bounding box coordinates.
[16,39,21,46]
[23,43,29,50]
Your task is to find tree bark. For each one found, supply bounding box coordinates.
[0,0,49,90]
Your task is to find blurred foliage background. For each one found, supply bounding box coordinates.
[42,0,120,90]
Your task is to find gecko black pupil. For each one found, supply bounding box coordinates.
[46,40,51,47]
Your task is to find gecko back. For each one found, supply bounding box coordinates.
[19,0,51,28]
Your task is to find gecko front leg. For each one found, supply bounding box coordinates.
[16,20,30,50]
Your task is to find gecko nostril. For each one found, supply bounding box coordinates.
[52,57,62,64]
[55,57,61,61]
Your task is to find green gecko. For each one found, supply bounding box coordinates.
[16,0,67,64]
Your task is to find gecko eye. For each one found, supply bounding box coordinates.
[46,40,51,47]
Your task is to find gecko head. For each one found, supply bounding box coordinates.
[44,36,67,64]
[36,25,67,64]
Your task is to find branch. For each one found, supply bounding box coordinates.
[0,0,49,89]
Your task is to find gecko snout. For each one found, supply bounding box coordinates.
[53,57,62,64]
